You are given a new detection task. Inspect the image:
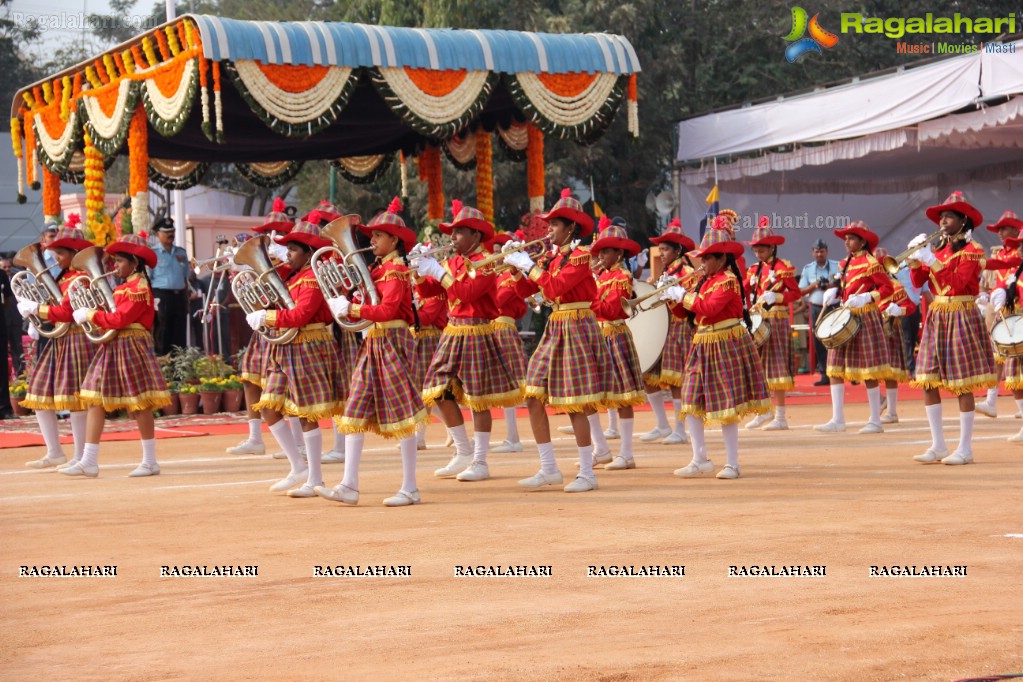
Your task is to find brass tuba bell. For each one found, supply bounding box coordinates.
[230,236,300,345]
[10,243,70,339]
[311,216,379,332]
[67,246,119,344]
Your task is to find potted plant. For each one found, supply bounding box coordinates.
[221,375,245,413]
[9,378,29,417]
[178,383,200,414]
[199,376,225,414]
[162,381,181,416]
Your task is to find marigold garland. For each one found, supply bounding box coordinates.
[198,54,211,139]
[155,29,170,62]
[526,123,545,212]
[128,105,148,196]
[475,131,494,224]
[42,166,60,219]
[142,37,158,69]
[420,145,445,221]
[94,60,110,85]
[83,130,112,246]
[166,26,181,56]
[103,54,118,81]
[11,117,26,202]
[42,82,53,104]
[212,61,223,142]
[627,73,638,137]
[85,66,102,89]
[122,50,136,75]
[60,76,71,120]
[23,111,37,188]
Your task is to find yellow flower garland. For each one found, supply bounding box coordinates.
[475,131,493,224]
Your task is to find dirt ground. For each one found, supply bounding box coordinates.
[2,398,1021,681]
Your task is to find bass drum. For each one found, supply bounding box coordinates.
[745,310,771,347]
[625,280,670,373]
[990,313,1023,357]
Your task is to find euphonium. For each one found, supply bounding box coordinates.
[882,230,944,275]
[621,266,705,318]
[10,243,69,339]
[310,216,379,332]
[231,236,300,345]
[67,246,118,344]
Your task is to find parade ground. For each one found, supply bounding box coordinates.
[1,389,1021,681]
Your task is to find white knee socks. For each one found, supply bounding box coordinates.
[331,425,345,453]
[958,411,975,456]
[303,429,323,487]
[577,444,595,479]
[647,392,670,430]
[288,417,303,447]
[620,418,635,458]
[608,408,619,431]
[341,433,365,490]
[830,384,846,424]
[672,398,686,435]
[399,435,417,492]
[473,431,491,464]
[887,388,899,418]
[448,423,472,456]
[925,403,945,452]
[503,407,520,443]
[588,413,609,453]
[141,438,157,466]
[36,410,63,458]
[69,411,87,462]
[269,421,305,474]
[866,386,882,425]
[722,423,740,469]
[537,441,557,473]
[686,415,707,464]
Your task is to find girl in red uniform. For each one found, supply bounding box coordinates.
[62,234,171,477]
[814,221,893,434]
[416,201,524,482]
[17,219,97,469]
[409,241,449,450]
[504,189,611,493]
[660,219,770,479]
[909,192,996,464]
[489,232,529,454]
[743,218,801,431]
[641,219,696,444]
[872,247,918,424]
[316,198,430,506]
[247,220,348,497]
[991,228,1023,441]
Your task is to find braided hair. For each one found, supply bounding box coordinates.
[396,241,421,333]
[1007,259,1023,311]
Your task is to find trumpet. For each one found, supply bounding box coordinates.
[11,243,69,339]
[190,250,235,273]
[882,230,944,275]
[408,243,457,265]
[621,266,704,318]
[67,246,118,344]
[466,237,551,273]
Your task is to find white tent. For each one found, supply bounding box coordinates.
[673,40,1023,260]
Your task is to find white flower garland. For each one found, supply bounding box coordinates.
[247,161,293,176]
[143,59,196,122]
[131,191,150,234]
[33,110,78,166]
[529,196,544,213]
[379,68,490,125]
[445,131,477,165]
[514,72,619,128]
[338,155,387,175]
[399,153,408,197]
[628,99,638,137]
[82,79,134,141]
[497,122,528,151]
[214,89,223,135]
[234,60,354,124]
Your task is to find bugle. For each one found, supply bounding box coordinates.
[621,266,704,318]
[465,237,551,273]
[882,230,944,275]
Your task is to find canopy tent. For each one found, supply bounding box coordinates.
[9,15,640,243]
[673,39,1023,258]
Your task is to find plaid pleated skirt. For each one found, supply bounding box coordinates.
[759,313,795,391]
[411,326,442,390]
[826,305,892,382]
[678,322,771,425]
[78,329,171,412]
[238,334,269,386]
[253,329,347,421]
[21,327,97,411]
[525,308,610,412]
[492,318,527,383]
[422,318,524,411]
[643,315,693,388]
[912,299,997,395]
[338,324,429,439]
[335,327,361,386]
[884,318,911,384]
[600,322,646,408]
[1003,354,1023,391]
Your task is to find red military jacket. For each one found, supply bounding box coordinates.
[592,264,633,322]
[86,273,156,330]
[879,277,917,316]
[437,245,499,320]
[988,244,1017,290]
[679,270,743,326]
[265,264,332,329]
[662,257,695,320]
[838,251,893,303]
[413,276,448,329]
[515,244,597,306]
[495,271,527,320]
[349,251,415,325]
[746,257,801,307]
[910,239,985,297]
[38,269,86,323]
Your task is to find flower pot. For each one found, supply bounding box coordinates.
[222,389,244,413]
[162,393,181,416]
[200,390,223,415]
[11,398,29,417]
[179,393,200,415]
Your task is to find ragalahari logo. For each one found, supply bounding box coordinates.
[784,7,839,62]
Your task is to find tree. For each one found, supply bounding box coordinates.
[0,0,41,132]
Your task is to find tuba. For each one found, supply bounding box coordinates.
[11,243,69,339]
[310,216,379,332]
[67,246,118,344]
[231,236,299,345]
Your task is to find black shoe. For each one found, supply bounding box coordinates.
[0,409,15,420]
[813,378,829,386]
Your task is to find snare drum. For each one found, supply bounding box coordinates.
[815,306,861,349]
[746,311,771,347]
[990,314,1023,357]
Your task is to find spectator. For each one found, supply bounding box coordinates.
[798,238,841,385]
[149,218,190,355]
[0,266,14,418]
[895,266,928,376]
[40,222,59,275]
[0,256,25,375]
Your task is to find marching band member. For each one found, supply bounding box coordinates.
[872,247,917,424]
[505,188,610,493]
[409,242,449,451]
[589,217,647,470]
[991,228,1023,441]
[975,210,1023,418]
[814,221,892,434]
[641,218,696,444]
[316,198,430,506]
[247,220,347,497]
[743,217,800,431]
[489,232,529,454]
[63,234,171,477]
[417,201,524,482]
[909,192,996,465]
[660,218,770,479]
[16,217,97,469]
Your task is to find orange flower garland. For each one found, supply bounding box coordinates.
[420,145,445,221]
[10,116,25,202]
[627,73,638,137]
[42,167,60,220]
[83,130,112,246]
[526,123,545,212]
[23,110,38,189]
[475,130,494,224]
[128,104,149,235]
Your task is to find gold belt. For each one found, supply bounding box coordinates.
[599,320,627,330]
[494,316,516,327]
[695,318,740,333]
[549,301,591,312]
[931,295,975,304]
[301,322,327,332]
[373,320,409,330]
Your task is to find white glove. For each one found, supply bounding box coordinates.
[415,256,445,281]
[887,303,904,318]
[14,292,32,305]
[991,288,1007,310]
[907,233,929,249]
[659,285,686,304]
[408,243,429,259]
[636,250,649,268]
[911,247,936,267]
[846,292,873,309]
[17,300,39,317]
[976,292,990,305]
[245,310,267,330]
[757,291,778,306]
[502,240,524,253]
[327,295,351,318]
[503,250,535,274]
[28,323,40,341]
[72,308,91,324]
[822,287,839,307]
[267,239,289,262]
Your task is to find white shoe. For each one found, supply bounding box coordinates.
[975,401,997,418]
[674,460,714,478]
[762,418,789,431]
[456,461,490,481]
[745,413,772,430]
[59,462,99,477]
[880,413,899,424]
[491,440,523,453]
[716,465,740,479]
[226,440,265,455]
[444,433,454,447]
[879,396,888,412]
[321,449,345,464]
[1008,429,1023,443]
[557,425,575,435]
[814,421,846,433]
[564,475,597,492]
[941,451,974,465]
[26,453,68,469]
[269,470,308,493]
[604,455,635,470]
[383,489,421,506]
[518,469,564,489]
[639,426,672,442]
[416,440,428,451]
[128,462,160,477]
[314,483,359,505]
[593,450,613,466]
[271,447,307,460]
[286,483,319,498]
[662,431,690,444]
[913,448,949,463]
[603,428,620,439]
[56,458,81,472]
[858,422,884,434]
[434,453,474,478]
